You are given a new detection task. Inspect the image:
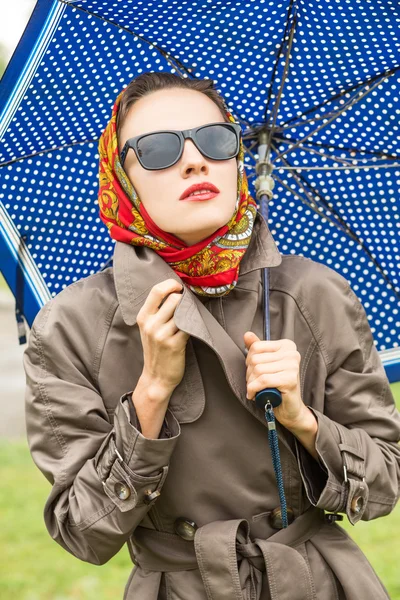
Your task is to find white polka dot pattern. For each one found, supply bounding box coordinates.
[0,0,399,361]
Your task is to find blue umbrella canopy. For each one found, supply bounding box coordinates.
[0,0,399,381]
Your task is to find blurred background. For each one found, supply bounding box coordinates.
[0,2,132,597]
[0,2,399,599]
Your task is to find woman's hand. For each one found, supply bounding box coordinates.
[244,331,308,429]
[137,278,190,396]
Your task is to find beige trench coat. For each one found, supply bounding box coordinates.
[23,211,400,599]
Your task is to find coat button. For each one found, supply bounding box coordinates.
[114,481,131,500]
[174,517,198,541]
[325,513,343,523]
[351,496,364,514]
[269,507,295,529]
[144,489,161,504]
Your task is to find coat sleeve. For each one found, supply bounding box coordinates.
[293,269,400,526]
[23,301,181,565]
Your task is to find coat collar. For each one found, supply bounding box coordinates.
[113,211,290,446]
[113,209,282,329]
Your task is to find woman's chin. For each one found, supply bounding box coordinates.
[172,224,223,246]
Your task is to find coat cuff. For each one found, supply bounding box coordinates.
[294,407,368,525]
[94,392,181,513]
[125,391,174,440]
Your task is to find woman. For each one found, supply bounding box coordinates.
[23,72,400,599]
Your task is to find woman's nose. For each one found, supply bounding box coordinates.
[180,139,209,175]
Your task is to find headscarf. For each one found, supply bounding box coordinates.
[97,86,258,297]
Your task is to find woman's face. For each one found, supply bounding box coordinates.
[118,88,238,246]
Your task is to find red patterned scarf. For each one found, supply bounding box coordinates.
[97,87,258,297]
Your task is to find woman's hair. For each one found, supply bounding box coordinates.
[116,72,230,139]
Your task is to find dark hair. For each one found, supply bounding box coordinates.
[116,72,230,141]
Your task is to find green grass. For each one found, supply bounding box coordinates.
[0,272,9,291]
[340,381,400,599]
[0,439,132,599]
[0,385,399,599]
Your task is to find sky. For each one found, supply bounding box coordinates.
[0,0,36,65]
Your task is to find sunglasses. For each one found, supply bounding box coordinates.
[119,122,242,171]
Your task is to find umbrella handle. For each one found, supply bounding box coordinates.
[255,388,282,410]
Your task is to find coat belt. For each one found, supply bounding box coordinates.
[132,506,327,600]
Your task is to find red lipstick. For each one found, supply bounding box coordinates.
[179,182,220,201]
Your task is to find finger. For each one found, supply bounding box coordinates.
[277,338,297,351]
[145,279,184,316]
[246,361,299,384]
[156,317,181,339]
[246,348,285,367]
[157,283,184,310]
[247,338,297,354]
[247,372,297,398]
[247,357,299,377]
[244,331,259,347]
[246,341,298,367]
[171,329,191,342]
[155,292,184,323]
[246,349,300,368]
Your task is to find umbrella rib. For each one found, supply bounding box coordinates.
[239,137,393,174]
[274,163,400,171]
[0,138,100,167]
[280,87,369,131]
[242,143,259,165]
[272,151,400,300]
[274,136,400,161]
[280,65,400,130]
[272,139,400,168]
[265,3,298,135]
[272,73,393,163]
[272,172,355,235]
[246,161,400,171]
[264,0,297,125]
[57,0,251,129]
[270,142,358,238]
[273,173,400,301]
[242,148,344,230]
[242,129,400,168]
[278,144,355,166]
[57,0,194,76]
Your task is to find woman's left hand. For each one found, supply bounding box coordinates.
[244,331,308,429]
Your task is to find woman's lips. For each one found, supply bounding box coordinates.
[180,192,219,202]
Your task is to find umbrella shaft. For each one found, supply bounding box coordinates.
[262,267,271,342]
[259,193,271,342]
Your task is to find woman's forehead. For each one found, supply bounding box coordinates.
[121,88,225,137]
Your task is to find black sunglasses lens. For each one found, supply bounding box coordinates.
[137,132,181,169]
[135,125,239,169]
[196,125,238,160]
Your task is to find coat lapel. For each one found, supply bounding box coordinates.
[112,210,284,431]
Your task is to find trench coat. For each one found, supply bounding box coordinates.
[23,210,400,600]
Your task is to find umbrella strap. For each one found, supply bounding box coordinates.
[265,403,288,528]
[15,301,27,345]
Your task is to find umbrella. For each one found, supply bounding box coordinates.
[0,0,399,382]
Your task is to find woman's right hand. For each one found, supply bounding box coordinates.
[136,278,191,396]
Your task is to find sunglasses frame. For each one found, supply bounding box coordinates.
[119,121,242,170]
